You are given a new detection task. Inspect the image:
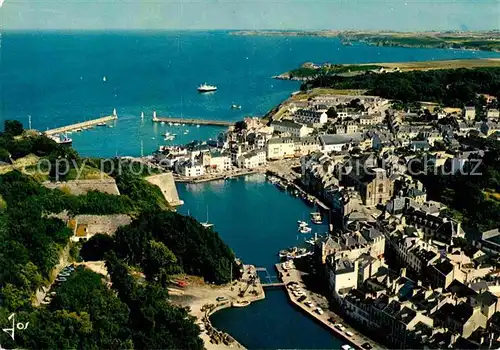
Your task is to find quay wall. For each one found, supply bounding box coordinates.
[275,263,375,349]
[145,172,184,206]
[44,115,117,135]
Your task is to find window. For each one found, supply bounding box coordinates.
[378,184,384,193]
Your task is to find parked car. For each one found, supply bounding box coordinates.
[315,307,324,315]
[362,343,372,349]
[327,317,336,324]
[43,296,52,303]
[345,331,354,337]
[59,272,71,277]
[55,277,67,282]
[216,296,227,302]
[297,295,307,302]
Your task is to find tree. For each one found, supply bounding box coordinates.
[143,240,181,284]
[326,107,338,119]
[80,234,115,261]
[4,120,24,136]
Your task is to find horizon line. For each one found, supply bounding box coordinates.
[2,28,500,33]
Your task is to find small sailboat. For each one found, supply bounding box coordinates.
[141,112,145,121]
[201,206,213,228]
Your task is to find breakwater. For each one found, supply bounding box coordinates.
[44,115,117,135]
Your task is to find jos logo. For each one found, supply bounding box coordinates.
[1,313,29,348]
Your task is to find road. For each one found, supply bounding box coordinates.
[277,263,384,349]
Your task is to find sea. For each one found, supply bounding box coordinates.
[2,30,500,158]
[3,31,500,349]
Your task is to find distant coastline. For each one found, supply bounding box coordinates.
[273,58,500,81]
[230,30,500,52]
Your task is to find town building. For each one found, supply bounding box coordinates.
[294,109,328,125]
[464,106,476,122]
[487,108,500,120]
[271,120,312,138]
[266,137,296,160]
[236,149,267,169]
[318,134,356,153]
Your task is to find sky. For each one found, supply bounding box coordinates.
[1,0,499,31]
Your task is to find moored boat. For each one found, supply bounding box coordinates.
[232,300,251,307]
[198,83,217,92]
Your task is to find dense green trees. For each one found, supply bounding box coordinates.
[303,67,500,108]
[4,120,24,136]
[0,120,238,349]
[105,253,204,350]
[415,137,500,233]
[113,210,239,284]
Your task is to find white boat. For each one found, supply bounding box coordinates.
[231,104,242,109]
[161,121,165,125]
[232,300,250,307]
[96,122,106,127]
[201,206,213,228]
[174,123,180,126]
[198,83,217,92]
[74,128,82,132]
[196,124,200,128]
[310,212,322,224]
[297,220,308,227]
[141,112,144,121]
[168,122,173,126]
[182,123,186,126]
[298,226,312,234]
[103,76,107,82]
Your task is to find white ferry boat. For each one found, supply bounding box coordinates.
[198,83,217,92]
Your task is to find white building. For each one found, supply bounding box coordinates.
[208,152,232,172]
[267,137,296,160]
[464,106,476,122]
[294,109,328,125]
[237,149,267,169]
[326,257,359,301]
[318,134,354,153]
[487,108,500,120]
[271,120,312,138]
[176,160,205,177]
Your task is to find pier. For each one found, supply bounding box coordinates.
[152,116,235,127]
[44,115,117,136]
